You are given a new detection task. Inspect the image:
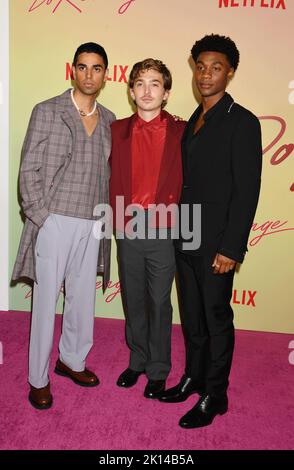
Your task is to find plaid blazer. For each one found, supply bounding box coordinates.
[12,89,115,291]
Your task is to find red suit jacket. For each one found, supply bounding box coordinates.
[110,111,186,230]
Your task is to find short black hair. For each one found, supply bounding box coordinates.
[191,34,240,70]
[73,42,108,69]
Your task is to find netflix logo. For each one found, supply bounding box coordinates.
[65,63,129,83]
[219,0,286,8]
[107,65,129,83]
[65,63,74,81]
[232,289,257,307]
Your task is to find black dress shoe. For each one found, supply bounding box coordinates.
[159,375,203,403]
[116,368,144,388]
[179,393,228,429]
[144,379,166,399]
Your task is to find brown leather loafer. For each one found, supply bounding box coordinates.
[29,382,53,410]
[54,358,99,387]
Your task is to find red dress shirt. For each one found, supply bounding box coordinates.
[131,112,167,208]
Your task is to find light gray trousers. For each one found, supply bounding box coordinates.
[29,213,101,388]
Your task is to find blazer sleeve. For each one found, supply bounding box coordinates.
[19,104,52,228]
[218,113,262,263]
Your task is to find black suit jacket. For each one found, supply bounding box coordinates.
[177,93,262,263]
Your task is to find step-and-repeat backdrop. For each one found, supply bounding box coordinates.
[9,0,294,333]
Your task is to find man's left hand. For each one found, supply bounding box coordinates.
[212,253,236,274]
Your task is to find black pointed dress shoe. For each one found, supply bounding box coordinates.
[117,368,144,388]
[179,393,228,429]
[144,379,166,399]
[159,375,203,403]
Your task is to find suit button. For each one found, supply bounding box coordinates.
[68,152,72,158]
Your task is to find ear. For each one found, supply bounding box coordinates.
[227,67,235,81]
[163,89,170,102]
[130,89,135,101]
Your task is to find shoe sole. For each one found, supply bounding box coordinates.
[54,368,99,387]
[28,395,53,410]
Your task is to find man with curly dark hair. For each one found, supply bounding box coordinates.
[159,34,262,428]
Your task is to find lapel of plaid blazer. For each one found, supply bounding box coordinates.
[98,104,112,163]
[58,89,78,150]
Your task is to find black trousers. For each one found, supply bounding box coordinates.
[176,249,235,396]
[117,237,176,380]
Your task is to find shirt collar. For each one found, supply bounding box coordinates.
[134,111,167,129]
[199,93,234,122]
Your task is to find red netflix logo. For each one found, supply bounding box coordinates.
[65,63,129,83]
[232,290,257,307]
[219,0,286,8]
[107,65,129,83]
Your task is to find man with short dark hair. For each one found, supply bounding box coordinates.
[110,59,186,399]
[159,34,262,428]
[12,42,115,409]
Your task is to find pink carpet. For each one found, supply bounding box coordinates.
[0,311,293,450]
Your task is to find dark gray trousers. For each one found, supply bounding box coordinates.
[116,237,176,380]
